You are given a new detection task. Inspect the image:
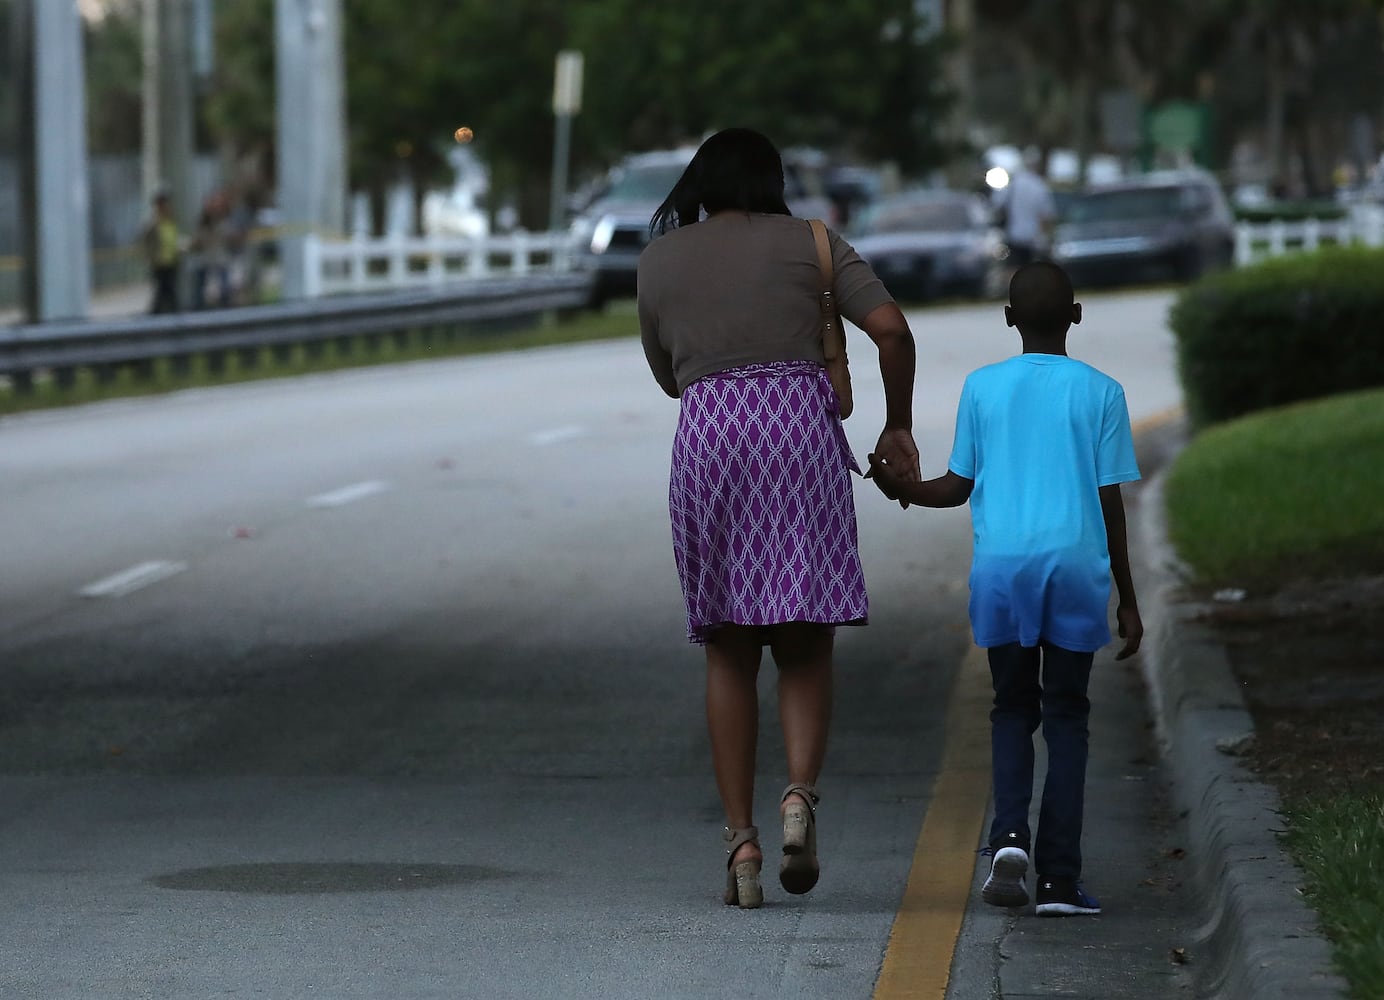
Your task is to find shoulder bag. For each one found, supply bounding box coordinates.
[808,219,853,419]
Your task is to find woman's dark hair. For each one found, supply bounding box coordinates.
[650,128,791,236]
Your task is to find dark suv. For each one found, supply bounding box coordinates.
[1051,170,1235,287]
[568,148,834,308]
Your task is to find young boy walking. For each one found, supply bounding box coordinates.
[867,261,1143,916]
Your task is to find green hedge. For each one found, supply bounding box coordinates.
[1233,200,1346,223]
[1169,245,1384,427]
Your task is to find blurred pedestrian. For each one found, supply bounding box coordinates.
[190,191,235,310]
[142,191,181,314]
[866,261,1143,917]
[637,127,921,909]
[223,189,254,306]
[994,150,1056,268]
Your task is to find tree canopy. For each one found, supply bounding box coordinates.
[206,0,958,226]
[969,0,1384,192]
[63,0,1384,223]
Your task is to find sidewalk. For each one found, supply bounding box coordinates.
[1131,417,1346,998]
[0,283,151,327]
[942,414,1346,999]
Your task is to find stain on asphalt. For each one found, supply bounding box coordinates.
[149,861,514,894]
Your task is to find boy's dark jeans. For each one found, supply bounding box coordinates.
[986,641,1094,879]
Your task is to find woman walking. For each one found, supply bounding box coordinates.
[637,128,920,908]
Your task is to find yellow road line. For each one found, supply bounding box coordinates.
[874,645,992,1000]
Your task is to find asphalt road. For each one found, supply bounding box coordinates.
[1,290,1191,999]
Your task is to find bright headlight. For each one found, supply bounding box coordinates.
[590,218,616,255]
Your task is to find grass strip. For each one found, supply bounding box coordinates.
[1283,793,1384,999]
[0,304,640,417]
[1168,386,1384,996]
[1164,386,1384,586]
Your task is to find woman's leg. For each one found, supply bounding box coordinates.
[770,623,834,812]
[706,624,765,863]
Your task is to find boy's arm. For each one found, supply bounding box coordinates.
[866,455,973,508]
[1099,484,1143,659]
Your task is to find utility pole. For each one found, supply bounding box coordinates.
[275,0,347,300]
[13,0,92,322]
[144,0,197,233]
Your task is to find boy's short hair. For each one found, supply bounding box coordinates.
[1008,261,1074,334]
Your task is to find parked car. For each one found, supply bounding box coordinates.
[1051,170,1235,287]
[569,147,836,309]
[848,189,1004,302]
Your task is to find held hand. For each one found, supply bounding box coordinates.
[871,427,920,509]
[1114,604,1144,660]
[872,427,920,483]
[864,453,905,502]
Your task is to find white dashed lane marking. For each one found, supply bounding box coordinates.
[527,425,586,447]
[306,480,392,508]
[78,560,188,599]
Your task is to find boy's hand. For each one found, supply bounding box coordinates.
[1114,604,1143,660]
[865,453,906,502]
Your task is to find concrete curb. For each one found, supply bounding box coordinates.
[1136,470,1349,999]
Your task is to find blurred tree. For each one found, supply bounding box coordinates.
[970,0,1112,168]
[571,0,957,174]
[203,0,959,230]
[82,0,143,155]
[355,0,572,231]
[972,0,1384,194]
[207,0,570,230]
[203,0,275,205]
[1212,0,1384,194]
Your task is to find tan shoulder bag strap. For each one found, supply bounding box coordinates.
[808,219,838,358]
[808,219,853,418]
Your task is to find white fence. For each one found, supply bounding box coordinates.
[304,231,578,297]
[1234,204,1384,266]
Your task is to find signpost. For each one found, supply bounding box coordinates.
[548,51,584,234]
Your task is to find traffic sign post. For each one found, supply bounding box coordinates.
[548,51,583,234]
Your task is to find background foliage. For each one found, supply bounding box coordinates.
[5,0,1382,227]
[194,0,956,227]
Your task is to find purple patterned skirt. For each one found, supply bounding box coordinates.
[669,360,868,644]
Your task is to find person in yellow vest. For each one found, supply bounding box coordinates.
[142,192,182,313]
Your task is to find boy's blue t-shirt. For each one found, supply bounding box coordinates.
[947,354,1140,651]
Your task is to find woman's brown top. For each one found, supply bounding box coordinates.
[637,212,894,397]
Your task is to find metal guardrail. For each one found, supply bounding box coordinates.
[0,272,594,391]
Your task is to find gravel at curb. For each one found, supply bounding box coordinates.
[1136,470,1349,999]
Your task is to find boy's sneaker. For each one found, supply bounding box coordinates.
[981,845,1030,908]
[1035,876,1101,916]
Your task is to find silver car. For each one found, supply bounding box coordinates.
[849,189,1005,302]
[1052,170,1236,286]
[568,148,836,309]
